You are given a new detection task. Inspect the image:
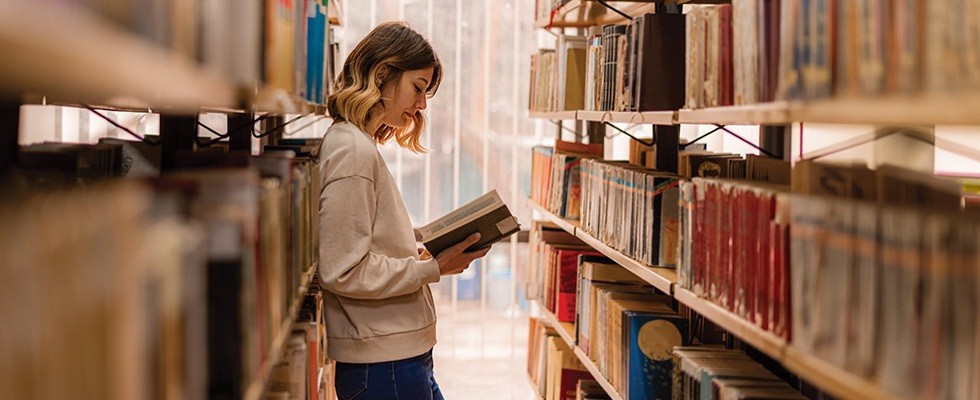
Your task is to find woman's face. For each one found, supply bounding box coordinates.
[379,67,433,129]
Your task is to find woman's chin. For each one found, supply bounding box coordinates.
[385,114,412,129]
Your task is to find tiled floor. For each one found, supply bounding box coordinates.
[431,300,539,400]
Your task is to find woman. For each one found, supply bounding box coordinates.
[317,21,489,400]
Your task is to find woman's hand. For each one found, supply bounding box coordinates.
[434,233,491,276]
[418,248,433,260]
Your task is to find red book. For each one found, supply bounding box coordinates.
[556,248,602,322]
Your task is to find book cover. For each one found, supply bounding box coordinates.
[623,310,689,400]
[419,189,520,256]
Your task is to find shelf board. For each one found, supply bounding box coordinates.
[534,0,728,29]
[577,110,676,125]
[673,288,787,361]
[534,301,624,400]
[535,1,655,29]
[781,346,902,400]
[529,199,582,235]
[529,199,675,295]
[243,262,318,400]
[529,110,579,120]
[679,94,980,126]
[0,2,239,114]
[573,227,676,295]
[678,103,792,125]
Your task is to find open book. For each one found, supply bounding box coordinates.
[418,189,520,255]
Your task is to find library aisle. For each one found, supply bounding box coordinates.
[433,300,538,400]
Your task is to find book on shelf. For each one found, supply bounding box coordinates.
[788,162,977,398]
[576,380,611,400]
[418,189,520,256]
[630,13,687,111]
[677,177,792,338]
[671,347,805,400]
[684,0,980,109]
[549,336,593,400]
[541,243,602,322]
[622,308,688,400]
[580,159,681,267]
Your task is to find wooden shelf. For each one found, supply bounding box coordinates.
[529,110,579,120]
[781,346,902,400]
[673,288,787,358]
[577,110,676,125]
[530,194,903,399]
[535,98,980,127]
[529,199,582,235]
[680,95,980,126]
[534,0,729,29]
[678,103,792,125]
[530,199,675,294]
[574,228,676,295]
[243,262,318,400]
[0,2,239,114]
[534,301,624,400]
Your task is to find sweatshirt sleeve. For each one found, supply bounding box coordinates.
[317,175,441,300]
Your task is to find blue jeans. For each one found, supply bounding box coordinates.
[334,349,445,400]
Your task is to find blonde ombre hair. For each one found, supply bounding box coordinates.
[327,21,442,153]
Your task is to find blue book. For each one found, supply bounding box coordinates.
[306,0,327,103]
[623,310,689,400]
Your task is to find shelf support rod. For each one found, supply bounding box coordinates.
[594,0,632,21]
[604,121,653,146]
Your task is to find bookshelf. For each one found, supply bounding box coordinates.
[534,1,655,29]
[530,199,675,294]
[243,262,318,400]
[576,110,676,126]
[529,199,909,400]
[533,300,624,400]
[673,288,786,358]
[528,198,581,234]
[529,110,579,120]
[0,2,239,113]
[531,95,980,126]
[0,2,337,115]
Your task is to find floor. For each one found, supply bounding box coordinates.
[432,299,539,400]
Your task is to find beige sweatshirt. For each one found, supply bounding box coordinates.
[316,121,441,364]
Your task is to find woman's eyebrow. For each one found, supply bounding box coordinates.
[416,77,430,85]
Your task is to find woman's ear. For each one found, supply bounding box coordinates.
[375,65,389,86]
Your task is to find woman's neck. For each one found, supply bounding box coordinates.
[366,116,382,138]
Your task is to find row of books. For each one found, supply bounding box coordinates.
[527,318,593,400]
[76,0,340,103]
[529,12,686,113]
[265,0,340,103]
[531,223,689,400]
[689,0,980,108]
[789,164,973,399]
[677,178,792,339]
[680,151,790,184]
[530,141,603,220]
[0,182,204,400]
[534,1,980,112]
[576,259,687,400]
[579,158,681,268]
[265,276,335,400]
[528,222,812,400]
[531,222,600,322]
[0,137,324,398]
[672,347,805,400]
